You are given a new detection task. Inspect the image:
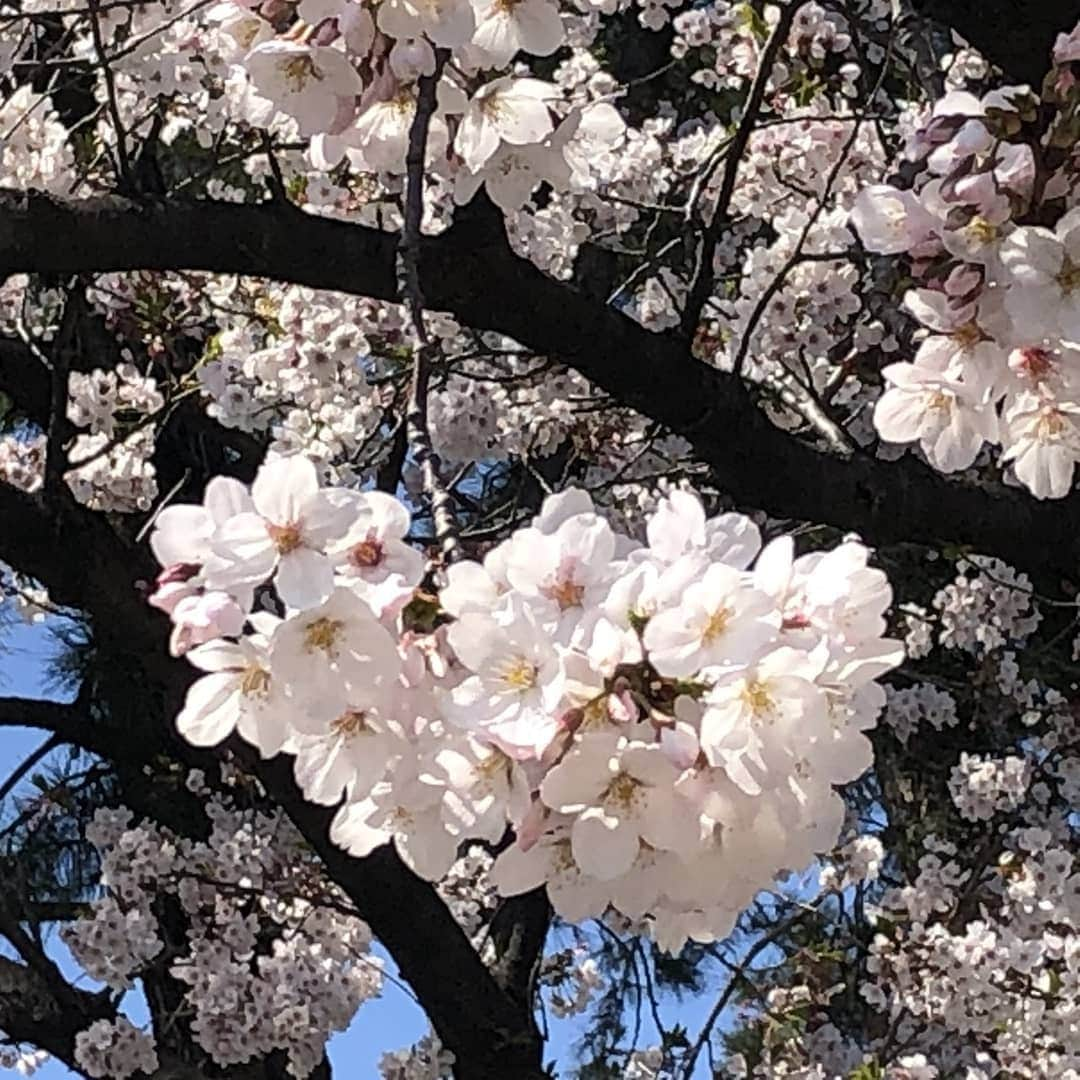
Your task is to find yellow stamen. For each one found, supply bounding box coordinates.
[702,606,731,644]
[498,656,538,691]
[240,664,271,697]
[304,617,344,653]
[331,710,367,737]
[268,522,303,554]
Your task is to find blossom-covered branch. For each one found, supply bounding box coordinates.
[6,191,1080,581]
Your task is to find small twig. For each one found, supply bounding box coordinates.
[680,906,812,1078]
[730,251,852,378]
[681,0,801,337]
[397,52,459,566]
[0,735,61,807]
[261,133,291,205]
[44,285,82,485]
[86,0,132,189]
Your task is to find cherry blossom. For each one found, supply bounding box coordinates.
[211,455,355,609]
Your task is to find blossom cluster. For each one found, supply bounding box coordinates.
[851,32,1080,498]
[73,1019,159,1080]
[62,777,382,1077]
[150,452,902,948]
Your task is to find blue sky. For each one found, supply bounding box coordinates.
[0,615,433,1079]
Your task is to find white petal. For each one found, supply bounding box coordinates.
[204,476,254,524]
[276,547,335,610]
[571,808,639,880]
[177,673,240,746]
[511,0,563,56]
[252,455,319,525]
[395,820,458,880]
[490,841,551,894]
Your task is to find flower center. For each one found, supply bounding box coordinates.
[331,709,367,737]
[497,655,538,691]
[304,617,344,654]
[952,322,983,349]
[391,90,415,115]
[1057,256,1080,295]
[965,216,998,244]
[603,771,641,809]
[350,535,384,568]
[477,750,510,780]
[282,55,319,92]
[1015,346,1054,381]
[544,578,585,611]
[1036,409,1067,441]
[927,389,953,412]
[742,680,774,717]
[240,664,271,697]
[268,522,304,554]
[480,94,511,121]
[702,606,731,644]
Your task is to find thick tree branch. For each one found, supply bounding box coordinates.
[3,190,1080,582]
[0,954,106,1071]
[0,698,86,741]
[247,752,547,1080]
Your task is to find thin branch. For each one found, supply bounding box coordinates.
[85,0,132,188]
[398,52,459,566]
[0,735,61,806]
[681,0,801,337]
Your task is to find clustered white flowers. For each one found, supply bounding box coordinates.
[851,37,1080,498]
[151,452,902,949]
[63,777,383,1078]
[73,1019,159,1080]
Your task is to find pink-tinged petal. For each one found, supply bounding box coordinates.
[150,505,212,566]
[511,0,563,56]
[754,536,793,597]
[395,820,458,880]
[873,387,925,445]
[660,721,699,770]
[446,613,502,672]
[302,488,356,546]
[330,799,391,857]
[294,738,353,805]
[356,490,412,539]
[441,561,500,617]
[547,874,608,922]
[488,710,561,760]
[539,749,609,812]
[490,840,552,894]
[639,790,701,857]
[237,700,292,759]
[185,639,247,673]
[571,808,639,881]
[621,745,678,787]
[495,93,553,146]
[275,547,335,610]
[456,109,501,172]
[471,12,520,67]
[148,579,197,617]
[252,455,319,524]
[203,476,254,524]
[214,513,276,570]
[428,0,475,46]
